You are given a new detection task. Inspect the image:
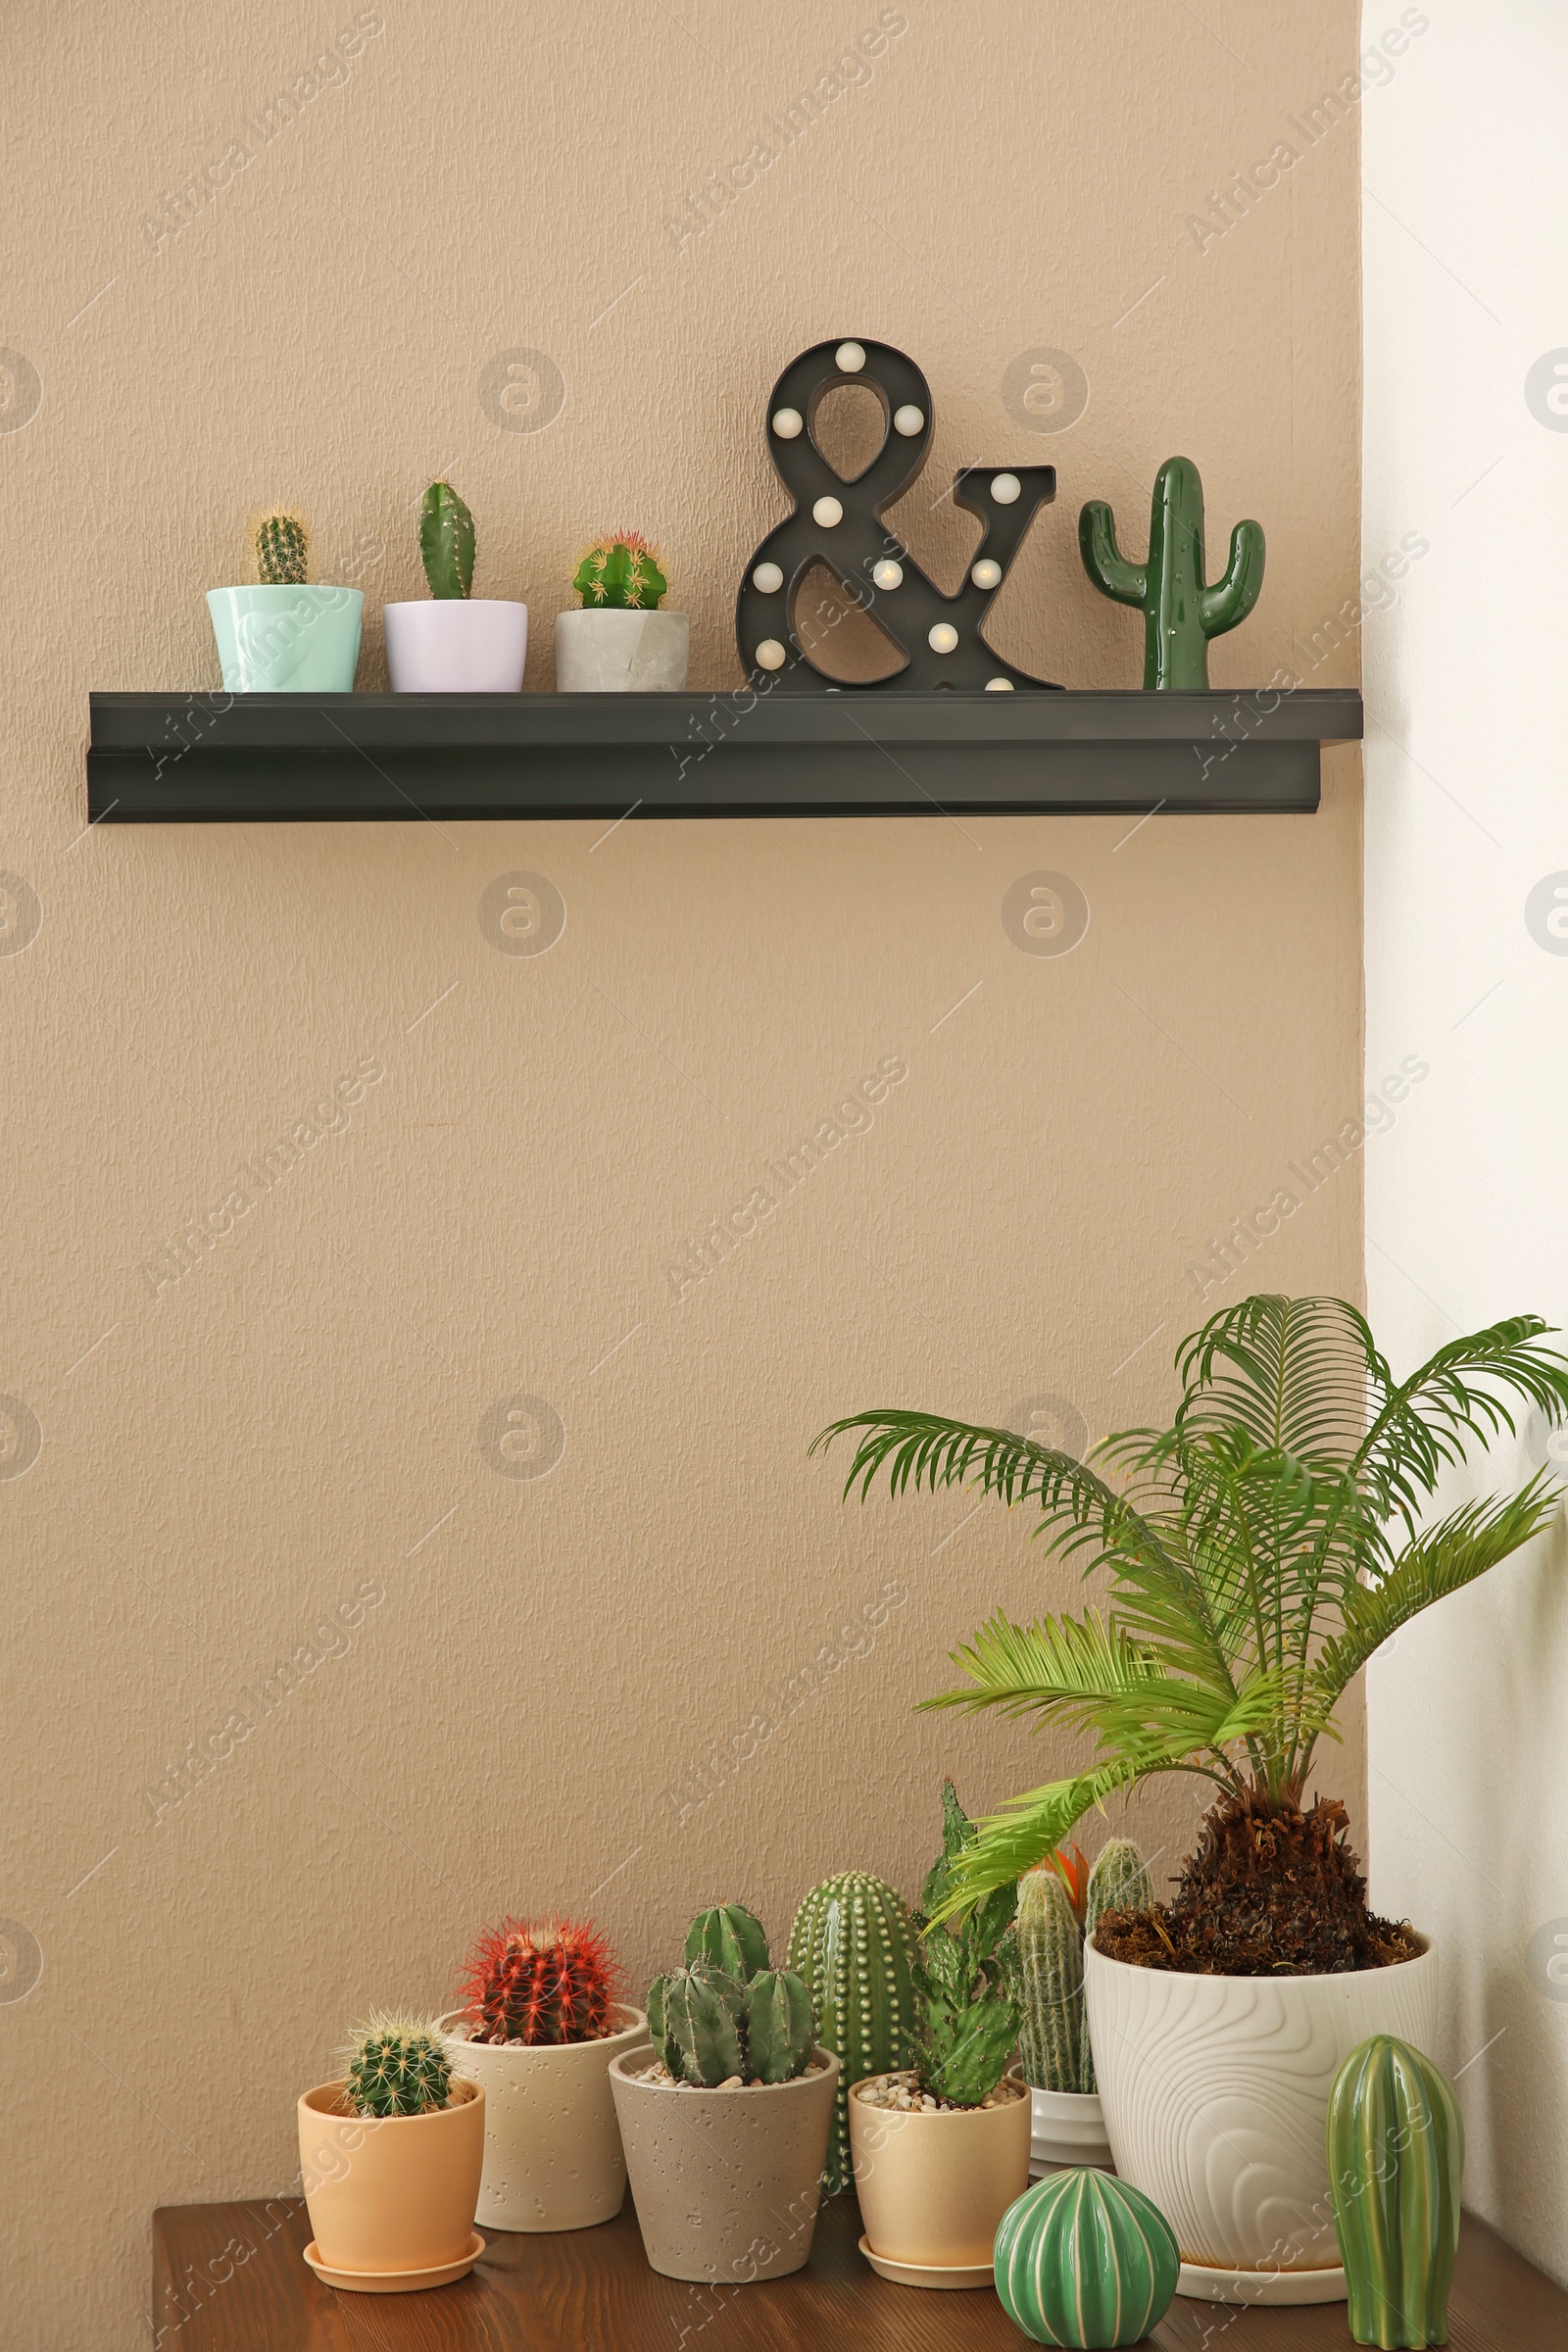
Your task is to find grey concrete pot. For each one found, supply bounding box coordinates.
[609,2047,839,2282]
[554,609,689,691]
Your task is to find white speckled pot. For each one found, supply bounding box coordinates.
[555,609,689,691]
[1084,1936,1438,2296]
[609,2048,838,2282]
[440,2006,646,2231]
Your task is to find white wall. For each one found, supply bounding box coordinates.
[1363,0,1568,2281]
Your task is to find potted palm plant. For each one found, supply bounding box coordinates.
[816,1295,1568,2304]
[383,482,529,691]
[849,1783,1030,2288]
[439,1914,646,2230]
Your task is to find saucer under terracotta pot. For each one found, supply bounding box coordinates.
[297,2078,484,2283]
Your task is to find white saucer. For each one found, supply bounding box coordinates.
[858,2232,994,2290]
[1177,2255,1346,2305]
[303,2230,484,2292]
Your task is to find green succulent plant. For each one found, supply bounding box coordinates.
[255,511,309,586]
[907,1780,1022,2106]
[814,1296,1568,1921]
[419,480,475,600]
[572,532,667,610]
[341,2012,452,2117]
[647,1908,816,2085]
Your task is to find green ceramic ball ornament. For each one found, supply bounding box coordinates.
[993,2168,1180,2348]
[1327,2034,1464,2349]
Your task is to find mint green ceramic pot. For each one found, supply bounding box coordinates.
[207,585,363,692]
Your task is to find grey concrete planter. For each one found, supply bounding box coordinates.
[554,609,689,691]
[609,2047,838,2282]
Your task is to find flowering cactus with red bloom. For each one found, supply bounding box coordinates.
[459,1916,620,2046]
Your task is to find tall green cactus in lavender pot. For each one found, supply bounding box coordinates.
[1327,2034,1463,2349]
[788,1871,918,2195]
[1079,456,1264,688]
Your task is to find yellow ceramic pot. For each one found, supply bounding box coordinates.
[297,2078,484,2275]
[849,2070,1030,2268]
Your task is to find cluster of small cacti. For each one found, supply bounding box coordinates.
[572,531,667,610]
[341,2012,453,2117]
[788,1870,917,2194]
[457,1915,619,2047]
[646,1903,817,2086]
[908,1780,1024,2107]
[419,480,475,600]
[255,510,309,586]
[1017,1836,1153,2094]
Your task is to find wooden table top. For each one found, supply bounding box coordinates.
[152,2189,1568,2350]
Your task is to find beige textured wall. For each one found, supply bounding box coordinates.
[0,4,1363,2341]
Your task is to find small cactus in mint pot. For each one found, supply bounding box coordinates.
[1327,2034,1463,2348]
[255,510,309,586]
[788,1870,918,2194]
[419,480,475,600]
[1080,456,1264,688]
[342,2012,453,2117]
[573,531,667,610]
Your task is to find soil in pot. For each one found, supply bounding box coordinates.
[610,2046,838,2283]
[849,2070,1030,2272]
[1094,1792,1421,1976]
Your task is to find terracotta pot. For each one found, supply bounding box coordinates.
[440,2005,647,2230]
[849,2071,1031,2268]
[297,2078,484,2275]
[1084,1933,1439,2299]
[609,2046,838,2283]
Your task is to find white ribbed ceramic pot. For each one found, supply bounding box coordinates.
[441,2006,646,2231]
[1084,1936,1438,2290]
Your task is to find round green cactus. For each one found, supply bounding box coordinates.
[787,1871,917,2195]
[342,2013,453,2117]
[994,2168,1180,2346]
[572,532,667,610]
[255,511,309,587]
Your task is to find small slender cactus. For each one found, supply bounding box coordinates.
[1328,2034,1464,2349]
[1079,456,1264,688]
[659,1962,747,2085]
[788,1871,918,2192]
[419,480,475,601]
[572,531,667,610]
[255,512,309,587]
[743,1969,816,2084]
[342,2013,453,2117]
[685,1903,769,1984]
[1017,1859,1091,2092]
[1086,1838,1154,1939]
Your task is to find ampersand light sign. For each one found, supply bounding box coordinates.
[736,337,1059,692]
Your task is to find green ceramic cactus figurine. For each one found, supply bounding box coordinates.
[419,480,475,600]
[1327,2034,1464,2349]
[1018,1838,1152,2094]
[1079,456,1264,688]
[994,2168,1180,2347]
[787,1871,918,2195]
[685,1903,770,1984]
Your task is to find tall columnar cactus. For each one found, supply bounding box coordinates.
[255,511,309,587]
[1079,456,1264,688]
[649,1950,817,2086]
[1018,1838,1152,2094]
[419,480,475,600]
[685,1903,769,1984]
[1018,1853,1091,2093]
[788,1871,918,2195]
[572,531,667,610]
[1327,2034,1464,2350]
[457,1915,618,2046]
[342,2013,453,2117]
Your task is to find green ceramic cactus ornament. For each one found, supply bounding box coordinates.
[1327,2034,1464,2349]
[994,2167,1180,2347]
[1079,456,1264,688]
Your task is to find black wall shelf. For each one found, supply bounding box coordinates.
[86,688,1361,823]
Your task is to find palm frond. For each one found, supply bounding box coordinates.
[1310,1478,1562,1702]
[1176,1295,1375,1468]
[1352,1318,1568,1536]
